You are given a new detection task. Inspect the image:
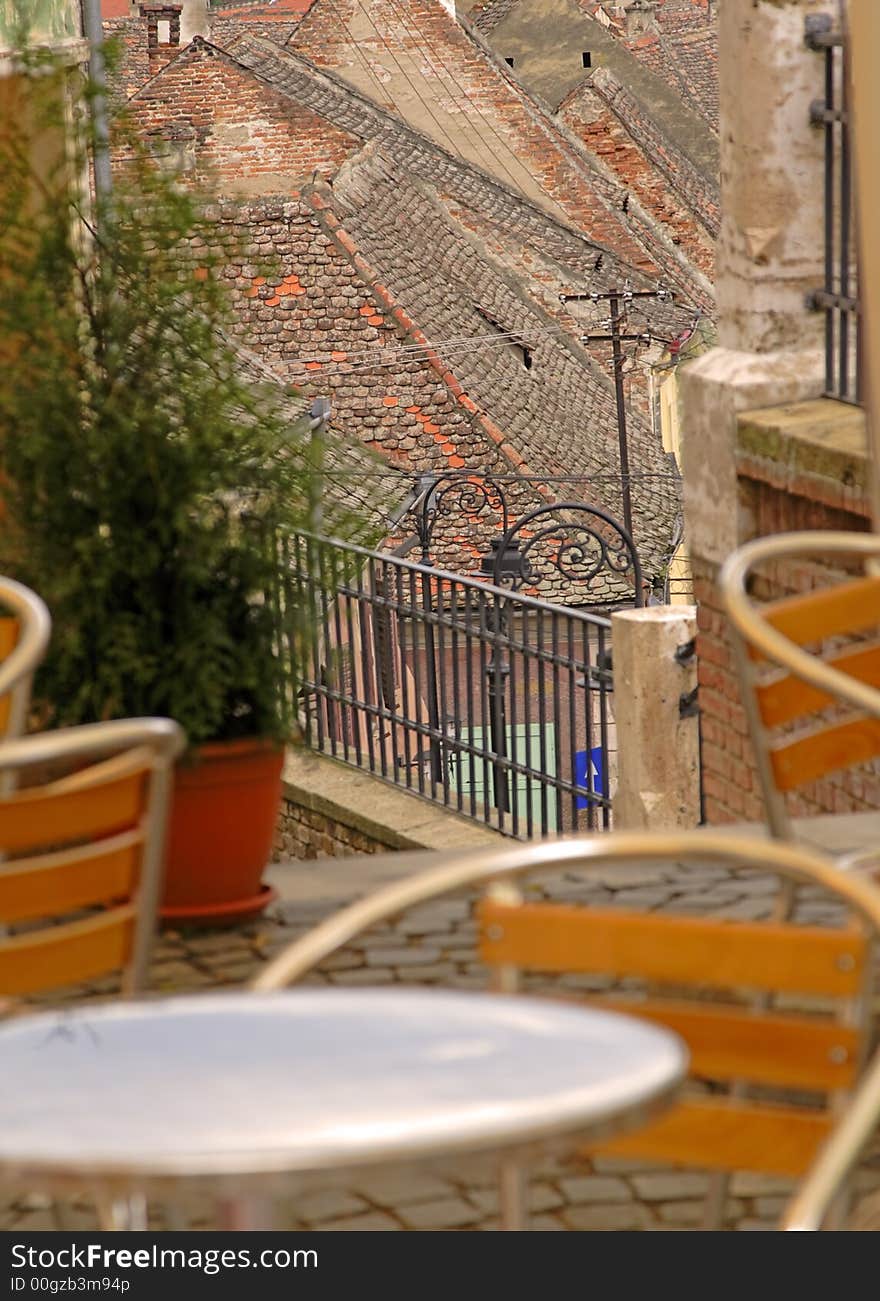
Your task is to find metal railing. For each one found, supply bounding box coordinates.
[808,13,861,404]
[282,532,615,838]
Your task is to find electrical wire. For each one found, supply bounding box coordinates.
[317,0,395,107]
[305,465,684,482]
[375,0,554,211]
[279,285,700,377]
[285,315,691,379]
[338,0,468,160]
[289,325,578,377]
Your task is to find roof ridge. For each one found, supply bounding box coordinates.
[573,13,718,170]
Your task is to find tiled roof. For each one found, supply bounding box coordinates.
[323,149,679,580]
[196,194,552,576]
[215,29,712,311]
[287,0,710,305]
[556,61,718,280]
[122,25,687,597]
[580,0,718,133]
[454,0,717,295]
[230,338,400,541]
[465,0,519,36]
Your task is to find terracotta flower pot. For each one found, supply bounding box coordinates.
[160,737,284,925]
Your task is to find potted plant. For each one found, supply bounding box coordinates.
[0,47,351,921]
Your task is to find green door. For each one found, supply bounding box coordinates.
[451,723,557,834]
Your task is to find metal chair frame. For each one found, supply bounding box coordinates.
[253,830,880,1231]
[720,530,880,858]
[0,717,185,997]
[0,576,51,742]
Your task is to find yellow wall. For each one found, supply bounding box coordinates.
[656,366,693,605]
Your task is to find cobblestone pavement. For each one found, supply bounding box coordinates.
[5,856,880,1232]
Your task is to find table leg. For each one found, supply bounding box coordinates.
[499,1161,528,1231]
[217,1196,276,1230]
[95,1195,148,1231]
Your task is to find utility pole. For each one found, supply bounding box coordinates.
[560,286,674,541]
[81,0,113,206]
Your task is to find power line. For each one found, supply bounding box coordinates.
[342,0,467,160]
[319,0,393,106]
[286,316,688,379]
[376,0,552,211]
[308,466,684,482]
[288,324,578,377]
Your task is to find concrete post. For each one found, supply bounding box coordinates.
[612,605,700,830]
[681,0,829,566]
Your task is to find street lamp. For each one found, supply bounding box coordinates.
[406,472,515,790]
[401,476,644,819]
[490,500,644,606]
[475,537,527,817]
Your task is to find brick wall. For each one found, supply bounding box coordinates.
[291,0,710,303]
[581,0,719,132]
[273,799,393,858]
[695,425,874,825]
[103,16,152,100]
[129,40,360,191]
[559,75,716,280]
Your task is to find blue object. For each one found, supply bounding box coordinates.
[574,747,606,808]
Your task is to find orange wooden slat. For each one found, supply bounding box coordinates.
[478,900,866,996]
[588,1097,832,1178]
[770,717,880,790]
[0,748,151,852]
[0,831,143,923]
[0,906,135,995]
[757,642,880,727]
[763,575,880,650]
[0,618,17,660]
[593,996,859,1092]
[0,616,18,734]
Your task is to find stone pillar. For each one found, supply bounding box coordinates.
[681,0,829,567]
[612,606,700,830]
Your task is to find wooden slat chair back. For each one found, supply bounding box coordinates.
[253,832,880,1230]
[0,577,51,742]
[0,718,185,1000]
[479,896,864,1180]
[720,531,880,844]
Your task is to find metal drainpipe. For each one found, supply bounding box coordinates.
[80,0,112,203]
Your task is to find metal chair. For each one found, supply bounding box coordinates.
[781,1047,880,1229]
[0,716,185,1002]
[0,716,186,1231]
[720,530,880,865]
[253,830,880,1230]
[0,576,51,741]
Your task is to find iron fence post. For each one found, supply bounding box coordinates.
[487,596,511,815]
[419,564,444,785]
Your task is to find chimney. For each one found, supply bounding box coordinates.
[179,0,209,43]
[139,4,183,69]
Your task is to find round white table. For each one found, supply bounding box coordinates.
[0,988,686,1229]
